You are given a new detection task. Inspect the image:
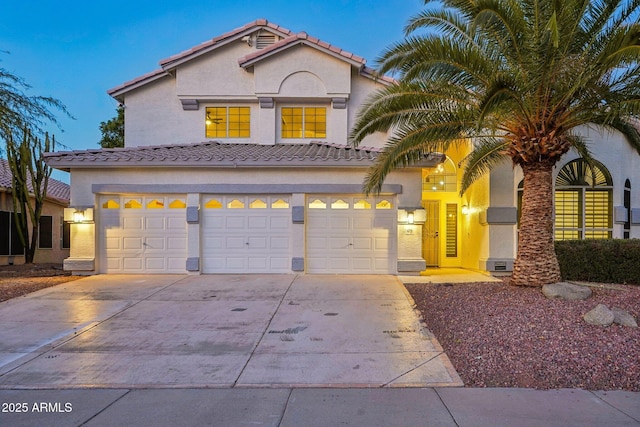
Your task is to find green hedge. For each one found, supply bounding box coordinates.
[555,239,640,285]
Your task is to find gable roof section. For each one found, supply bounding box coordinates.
[0,158,70,204]
[44,141,383,170]
[238,31,365,69]
[108,19,394,99]
[160,19,293,69]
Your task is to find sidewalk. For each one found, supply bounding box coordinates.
[1,387,639,426]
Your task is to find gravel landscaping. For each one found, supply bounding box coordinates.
[405,279,640,391]
[0,263,80,302]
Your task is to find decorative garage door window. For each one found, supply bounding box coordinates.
[101,196,187,210]
[308,197,393,210]
[204,196,290,210]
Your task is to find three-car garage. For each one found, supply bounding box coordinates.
[98,193,397,274]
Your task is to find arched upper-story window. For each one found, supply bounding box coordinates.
[554,158,613,240]
[423,157,457,192]
[517,158,613,240]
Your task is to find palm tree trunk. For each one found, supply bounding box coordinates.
[512,161,561,286]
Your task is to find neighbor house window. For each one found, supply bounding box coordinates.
[624,179,631,239]
[0,211,25,256]
[281,107,326,138]
[38,216,53,249]
[205,107,250,138]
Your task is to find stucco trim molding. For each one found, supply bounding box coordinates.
[479,207,518,225]
[93,183,402,195]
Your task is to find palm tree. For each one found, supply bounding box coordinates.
[350,0,640,286]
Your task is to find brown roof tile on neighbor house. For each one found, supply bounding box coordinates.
[0,158,70,204]
[44,141,383,169]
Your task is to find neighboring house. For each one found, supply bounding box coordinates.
[0,158,70,265]
[45,19,640,276]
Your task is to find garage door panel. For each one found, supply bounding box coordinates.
[329,217,350,229]
[145,237,166,250]
[166,216,186,230]
[248,257,267,269]
[204,216,225,230]
[329,237,351,249]
[352,258,373,270]
[99,194,187,273]
[203,237,224,250]
[270,216,290,229]
[145,217,165,230]
[167,237,187,250]
[226,237,247,249]
[123,257,144,271]
[225,216,245,229]
[352,237,372,250]
[201,195,291,273]
[145,257,166,270]
[270,237,289,250]
[226,257,246,269]
[123,237,143,250]
[306,195,396,274]
[375,237,389,250]
[123,217,143,230]
[105,237,121,250]
[247,216,268,229]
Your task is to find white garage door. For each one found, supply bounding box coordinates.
[201,195,291,273]
[306,196,397,274]
[99,195,188,273]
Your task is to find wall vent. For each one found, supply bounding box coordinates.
[256,33,278,49]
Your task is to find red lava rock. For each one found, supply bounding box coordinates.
[405,280,640,391]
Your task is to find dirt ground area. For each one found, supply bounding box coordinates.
[0,263,81,302]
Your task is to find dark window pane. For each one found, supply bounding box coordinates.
[39,216,53,249]
[0,211,9,255]
[62,220,71,249]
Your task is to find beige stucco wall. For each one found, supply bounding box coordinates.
[0,192,69,265]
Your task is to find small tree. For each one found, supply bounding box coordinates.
[6,128,55,263]
[98,106,124,148]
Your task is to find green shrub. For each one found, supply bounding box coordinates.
[555,239,640,285]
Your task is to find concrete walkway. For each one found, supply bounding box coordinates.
[1,273,639,426]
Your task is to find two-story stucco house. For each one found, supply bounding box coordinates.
[45,19,640,276]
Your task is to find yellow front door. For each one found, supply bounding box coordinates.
[423,200,439,266]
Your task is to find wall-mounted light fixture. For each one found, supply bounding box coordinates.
[461,205,470,215]
[64,207,94,224]
[398,208,426,224]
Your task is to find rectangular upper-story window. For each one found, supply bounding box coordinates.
[205,107,250,138]
[281,107,326,138]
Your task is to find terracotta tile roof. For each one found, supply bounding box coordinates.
[238,31,365,68]
[159,19,293,68]
[44,141,382,169]
[0,158,70,204]
[108,19,394,97]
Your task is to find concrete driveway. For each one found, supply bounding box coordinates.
[0,274,461,388]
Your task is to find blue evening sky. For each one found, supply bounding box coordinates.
[1,0,424,182]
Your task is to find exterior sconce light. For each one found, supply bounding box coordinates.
[64,207,94,224]
[461,205,470,215]
[398,208,426,224]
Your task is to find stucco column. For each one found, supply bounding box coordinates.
[185,193,201,274]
